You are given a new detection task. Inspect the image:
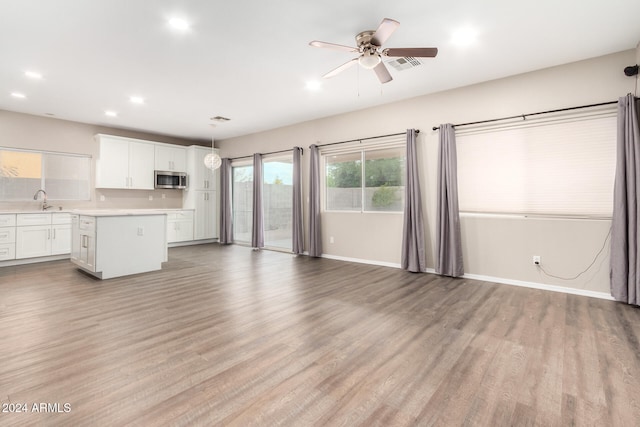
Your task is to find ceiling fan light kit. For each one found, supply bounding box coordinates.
[358,50,381,69]
[309,18,438,84]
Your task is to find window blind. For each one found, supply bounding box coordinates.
[456,111,616,217]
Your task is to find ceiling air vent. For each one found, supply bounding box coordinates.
[210,116,231,122]
[386,57,423,72]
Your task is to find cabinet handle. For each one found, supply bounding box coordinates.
[53,229,56,240]
[48,229,51,240]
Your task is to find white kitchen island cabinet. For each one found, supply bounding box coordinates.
[70,211,167,280]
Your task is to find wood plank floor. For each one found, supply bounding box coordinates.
[1,244,640,426]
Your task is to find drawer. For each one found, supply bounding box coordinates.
[52,213,72,225]
[0,243,16,261]
[168,210,194,221]
[0,214,16,227]
[17,213,51,226]
[79,216,96,234]
[0,227,16,244]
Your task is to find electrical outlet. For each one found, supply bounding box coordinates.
[148,195,153,201]
[137,227,144,236]
[330,236,334,244]
[533,255,541,265]
[162,193,166,199]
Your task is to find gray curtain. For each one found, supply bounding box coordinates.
[611,94,640,304]
[219,158,233,244]
[251,153,264,249]
[401,129,426,272]
[292,147,304,254]
[436,124,464,277]
[308,144,322,257]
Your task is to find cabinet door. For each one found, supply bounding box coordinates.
[129,142,155,190]
[70,215,81,261]
[166,220,178,243]
[156,145,187,172]
[78,234,96,271]
[189,146,216,190]
[194,191,216,239]
[16,225,51,259]
[177,219,194,241]
[51,224,71,255]
[171,147,187,172]
[97,137,130,189]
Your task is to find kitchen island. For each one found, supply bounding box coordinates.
[70,210,167,279]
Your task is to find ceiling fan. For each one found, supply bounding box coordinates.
[309,18,438,84]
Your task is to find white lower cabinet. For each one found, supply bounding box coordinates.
[15,213,72,259]
[0,225,16,261]
[187,191,216,240]
[71,212,166,279]
[16,225,52,259]
[71,215,96,271]
[167,210,194,243]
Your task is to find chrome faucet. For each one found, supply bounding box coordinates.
[33,189,52,211]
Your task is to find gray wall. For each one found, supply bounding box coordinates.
[216,49,639,295]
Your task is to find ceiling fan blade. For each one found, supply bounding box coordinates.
[373,62,393,84]
[323,58,359,79]
[371,18,400,46]
[383,47,438,58]
[309,40,358,53]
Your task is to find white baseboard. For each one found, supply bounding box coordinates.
[320,253,401,269]
[318,253,613,301]
[454,271,614,301]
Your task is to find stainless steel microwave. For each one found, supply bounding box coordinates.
[155,170,187,189]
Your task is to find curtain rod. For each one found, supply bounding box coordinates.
[229,147,302,161]
[431,101,618,131]
[314,129,419,148]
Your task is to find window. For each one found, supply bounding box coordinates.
[324,143,405,212]
[456,111,616,216]
[232,164,253,243]
[263,155,293,250]
[0,148,90,201]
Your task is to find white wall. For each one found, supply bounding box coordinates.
[0,110,208,211]
[216,49,639,295]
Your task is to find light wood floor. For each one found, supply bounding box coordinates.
[1,244,640,426]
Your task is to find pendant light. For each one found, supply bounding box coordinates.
[203,136,221,170]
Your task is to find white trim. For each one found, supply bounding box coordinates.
[316,253,613,301]
[0,254,69,267]
[428,269,613,300]
[320,253,401,269]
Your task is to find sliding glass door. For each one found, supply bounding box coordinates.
[231,155,293,250]
[232,164,253,243]
[263,155,293,250]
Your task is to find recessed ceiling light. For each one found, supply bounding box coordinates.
[11,92,26,99]
[169,18,190,31]
[129,96,144,104]
[25,70,43,79]
[452,27,478,47]
[305,80,322,91]
[105,110,118,117]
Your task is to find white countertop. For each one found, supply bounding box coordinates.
[0,208,193,215]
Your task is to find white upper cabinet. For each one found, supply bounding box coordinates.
[155,144,187,172]
[96,135,155,190]
[187,146,217,190]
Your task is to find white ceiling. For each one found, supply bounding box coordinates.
[1,1,639,142]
